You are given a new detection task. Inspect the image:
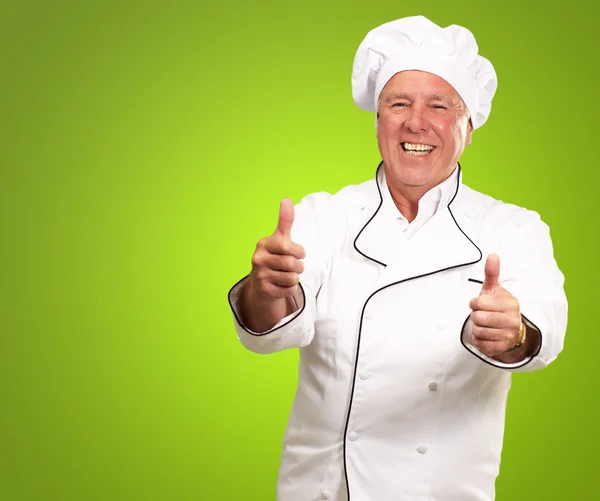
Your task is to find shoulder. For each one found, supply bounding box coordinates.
[455,183,548,235]
[290,178,376,249]
[294,177,377,215]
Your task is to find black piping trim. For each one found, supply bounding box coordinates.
[227,274,307,337]
[352,160,387,267]
[468,278,483,284]
[343,161,482,501]
[460,308,544,370]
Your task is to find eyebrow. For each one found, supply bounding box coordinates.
[383,92,454,104]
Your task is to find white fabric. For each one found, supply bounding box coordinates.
[351,16,498,129]
[378,166,457,262]
[228,166,567,501]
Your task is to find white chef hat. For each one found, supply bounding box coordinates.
[351,16,498,129]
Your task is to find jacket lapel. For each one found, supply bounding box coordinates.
[354,163,482,289]
[375,207,481,288]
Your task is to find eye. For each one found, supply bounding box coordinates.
[391,102,408,108]
[431,105,447,110]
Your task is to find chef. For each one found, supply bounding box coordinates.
[227,15,568,501]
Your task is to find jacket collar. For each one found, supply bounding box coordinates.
[379,163,458,224]
[353,162,482,287]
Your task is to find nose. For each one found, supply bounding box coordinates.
[404,105,429,133]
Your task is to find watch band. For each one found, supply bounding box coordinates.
[515,319,527,348]
[505,319,526,353]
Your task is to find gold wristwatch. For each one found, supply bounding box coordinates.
[505,319,527,353]
[514,319,527,349]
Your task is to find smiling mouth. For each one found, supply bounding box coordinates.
[401,142,436,156]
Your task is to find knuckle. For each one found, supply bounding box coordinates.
[282,273,296,287]
[279,240,290,254]
[251,253,262,268]
[256,237,268,249]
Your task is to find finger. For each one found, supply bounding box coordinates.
[262,237,306,259]
[261,254,305,274]
[470,338,505,357]
[274,198,295,240]
[471,324,506,341]
[470,310,513,329]
[480,253,501,295]
[267,270,301,288]
[256,282,299,299]
[469,294,517,313]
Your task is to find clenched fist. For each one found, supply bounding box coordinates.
[240,199,306,332]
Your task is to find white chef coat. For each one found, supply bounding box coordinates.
[228,163,568,501]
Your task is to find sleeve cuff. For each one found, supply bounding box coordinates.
[227,275,315,354]
[228,276,305,336]
[460,316,536,370]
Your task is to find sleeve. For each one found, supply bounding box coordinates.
[227,192,332,354]
[461,209,568,372]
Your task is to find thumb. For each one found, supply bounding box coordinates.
[481,253,501,295]
[274,198,294,240]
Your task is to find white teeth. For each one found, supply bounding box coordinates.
[405,150,430,156]
[402,142,435,152]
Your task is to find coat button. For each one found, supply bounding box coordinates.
[358,370,369,380]
[364,311,372,320]
[348,431,359,442]
[428,382,438,391]
[417,445,427,454]
[321,491,331,500]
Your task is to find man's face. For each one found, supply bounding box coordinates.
[376,70,473,194]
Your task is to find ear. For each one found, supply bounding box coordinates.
[465,119,474,146]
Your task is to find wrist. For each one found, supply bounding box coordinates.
[504,318,527,354]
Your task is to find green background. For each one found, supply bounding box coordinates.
[1,1,596,500]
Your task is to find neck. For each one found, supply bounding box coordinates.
[383,165,458,223]
[388,187,423,223]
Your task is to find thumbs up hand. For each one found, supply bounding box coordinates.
[468,254,523,357]
[239,199,307,332]
[248,198,307,300]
